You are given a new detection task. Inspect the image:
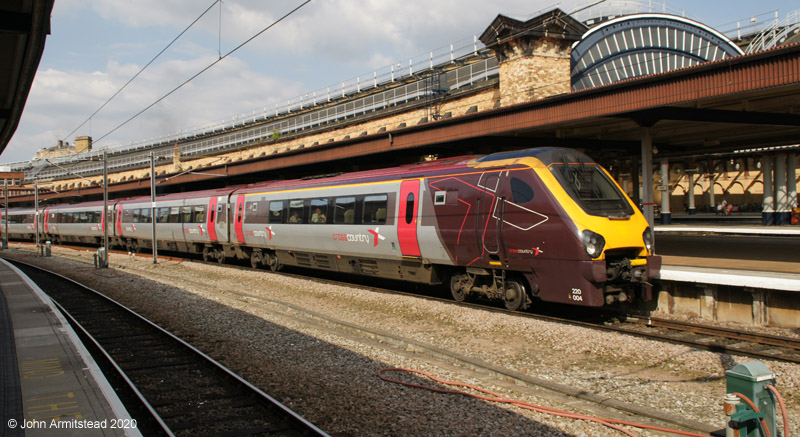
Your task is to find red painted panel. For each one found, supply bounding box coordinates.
[44,209,50,233]
[234,195,245,243]
[208,197,218,242]
[398,180,421,257]
[116,204,123,236]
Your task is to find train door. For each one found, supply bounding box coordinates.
[207,197,218,242]
[477,172,500,255]
[116,204,123,237]
[398,180,421,257]
[43,208,50,234]
[234,194,246,244]
[215,197,228,243]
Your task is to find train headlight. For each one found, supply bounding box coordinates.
[642,227,653,254]
[582,230,605,258]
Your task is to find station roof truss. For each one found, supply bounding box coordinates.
[0,0,54,155]
[571,13,744,91]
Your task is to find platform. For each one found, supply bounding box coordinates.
[655,223,800,236]
[0,259,140,436]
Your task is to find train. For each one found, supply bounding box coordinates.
[1,147,661,310]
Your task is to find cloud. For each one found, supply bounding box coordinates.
[5,0,593,163]
[6,51,305,162]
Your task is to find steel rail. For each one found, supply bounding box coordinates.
[8,241,800,365]
[8,258,329,437]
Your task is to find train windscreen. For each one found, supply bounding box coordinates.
[549,163,634,218]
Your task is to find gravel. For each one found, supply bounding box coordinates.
[4,245,798,436]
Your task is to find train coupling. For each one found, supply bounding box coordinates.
[606,258,647,283]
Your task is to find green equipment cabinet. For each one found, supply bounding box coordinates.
[725,361,776,437]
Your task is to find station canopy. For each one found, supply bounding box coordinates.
[571,14,744,91]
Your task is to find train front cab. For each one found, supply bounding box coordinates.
[529,149,660,307]
[465,148,660,308]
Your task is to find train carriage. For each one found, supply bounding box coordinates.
[115,187,233,259]
[2,207,39,241]
[44,202,109,245]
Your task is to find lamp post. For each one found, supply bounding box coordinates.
[150,152,157,264]
[102,149,108,268]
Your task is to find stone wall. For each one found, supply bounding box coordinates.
[49,87,501,191]
[498,37,572,105]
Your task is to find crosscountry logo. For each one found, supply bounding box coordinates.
[367,227,386,247]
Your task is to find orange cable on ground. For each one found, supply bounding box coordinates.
[378,368,710,437]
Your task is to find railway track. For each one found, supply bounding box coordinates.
[6,247,790,435]
[208,258,800,365]
[621,316,800,364]
[10,241,800,365]
[7,259,328,437]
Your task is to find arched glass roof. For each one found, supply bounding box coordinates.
[571,14,744,91]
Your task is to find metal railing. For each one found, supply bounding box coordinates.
[746,10,800,53]
[21,47,498,182]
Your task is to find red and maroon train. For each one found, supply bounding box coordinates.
[2,147,660,310]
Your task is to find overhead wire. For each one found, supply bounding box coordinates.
[95,0,313,145]
[63,0,221,142]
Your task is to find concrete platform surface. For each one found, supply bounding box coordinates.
[0,259,140,436]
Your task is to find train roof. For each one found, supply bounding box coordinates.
[234,147,594,194]
[115,185,246,204]
[476,147,596,166]
[235,155,480,194]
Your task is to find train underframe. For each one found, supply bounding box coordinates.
[30,234,655,311]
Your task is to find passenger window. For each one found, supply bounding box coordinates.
[140,208,152,224]
[169,207,181,223]
[510,177,534,204]
[363,194,387,224]
[310,198,328,224]
[156,207,170,223]
[269,200,286,223]
[334,197,356,224]
[193,206,206,223]
[269,200,286,224]
[288,200,304,224]
[132,209,141,223]
[182,206,192,223]
[405,193,415,224]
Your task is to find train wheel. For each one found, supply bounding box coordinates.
[215,249,225,264]
[504,279,527,311]
[266,253,280,272]
[450,273,469,302]
[250,252,261,269]
[202,247,210,262]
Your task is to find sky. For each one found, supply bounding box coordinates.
[4,0,799,164]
